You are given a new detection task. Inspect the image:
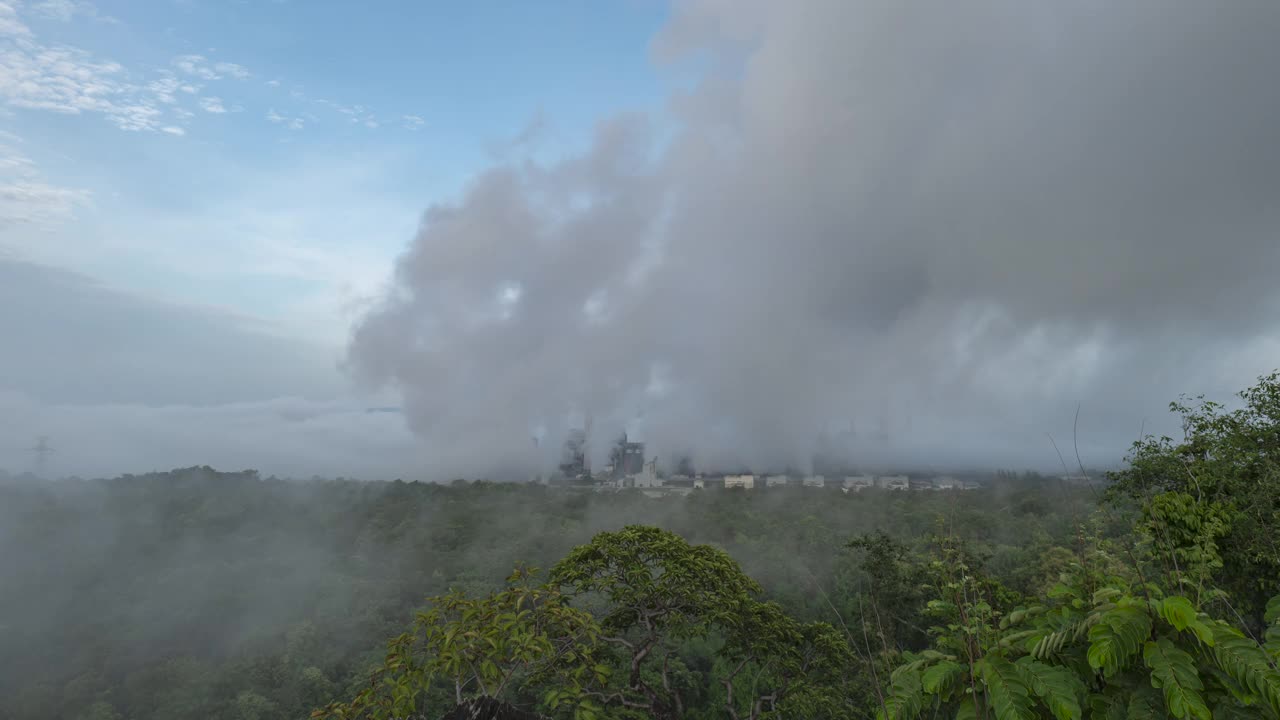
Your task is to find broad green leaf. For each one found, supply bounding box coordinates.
[923,661,967,695]
[1209,621,1280,717]
[1143,638,1210,720]
[1125,686,1162,720]
[1088,606,1152,677]
[1089,691,1126,720]
[1264,595,1280,626]
[878,668,925,720]
[1158,597,1197,632]
[1015,657,1084,720]
[978,656,1036,720]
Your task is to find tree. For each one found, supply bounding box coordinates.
[312,566,605,720]
[872,372,1280,720]
[718,600,855,719]
[549,526,764,718]
[1108,370,1280,626]
[877,542,1280,720]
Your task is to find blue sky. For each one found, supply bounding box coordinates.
[2,0,667,341]
[0,0,669,477]
[5,0,1278,480]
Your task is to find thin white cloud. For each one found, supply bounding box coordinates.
[0,44,125,114]
[107,102,164,131]
[160,125,184,136]
[401,114,425,130]
[0,0,32,36]
[199,96,226,113]
[172,54,213,79]
[0,139,90,229]
[29,0,116,23]
[0,9,193,133]
[146,73,184,104]
[317,100,382,128]
[172,54,248,81]
[266,107,304,130]
[212,61,248,79]
[265,79,280,87]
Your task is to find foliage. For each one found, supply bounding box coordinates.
[312,566,604,720]
[874,372,1280,720]
[548,525,847,719]
[879,556,1280,720]
[1108,371,1280,625]
[2,369,1270,720]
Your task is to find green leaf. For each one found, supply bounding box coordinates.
[878,668,925,720]
[978,656,1036,720]
[1093,588,1123,605]
[1209,621,1280,717]
[1125,685,1162,720]
[923,661,967,695]
[1030,621,1083,660]
[1158,597,1197,632]
[1089,691,1126,720]
[1185,619,1215,648]
[1264,595,1280,626]
[956,697,978,720]
[1088,605,1152,677]
[1264,624,1280,661]
[1015,657,1084,720]
[1143,637,1210,720]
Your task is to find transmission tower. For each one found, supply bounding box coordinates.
[583,412,594,476]
[29,436,55,475]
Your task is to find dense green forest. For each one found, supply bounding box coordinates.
[3,373,1278,719]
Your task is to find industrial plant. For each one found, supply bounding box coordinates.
[543,425,989,497]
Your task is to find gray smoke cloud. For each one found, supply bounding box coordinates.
[348,0,1280,478]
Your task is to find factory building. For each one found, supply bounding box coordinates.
[876,475,910,490]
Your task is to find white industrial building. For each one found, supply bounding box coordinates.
[724,474,756,490]
[843,475,875,491]
[876,475,910,490]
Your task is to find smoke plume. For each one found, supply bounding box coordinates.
[348,0,1280,477]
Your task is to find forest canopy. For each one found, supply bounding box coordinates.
[2,373,1278,720]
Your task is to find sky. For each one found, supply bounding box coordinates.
[3,0,1279,480]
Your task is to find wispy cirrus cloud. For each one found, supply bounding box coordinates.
[1,0,422,139]
[266,107,303,130]
[0,2,214,133]
[199,95,226,113]
[0,135,91,229]
[145,72,200,104]
[0,0,31,36]
[173,53,249,81]
[28,0,115,24]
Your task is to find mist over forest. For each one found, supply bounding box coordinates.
[3,0,1280,718]
[0,466,1100,720]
